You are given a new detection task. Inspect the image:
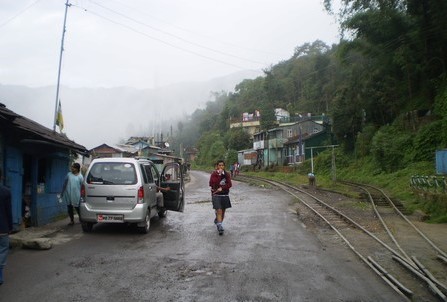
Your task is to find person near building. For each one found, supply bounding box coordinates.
[0,168,13,285]
[61,163,84,225]
[209,160,232,235]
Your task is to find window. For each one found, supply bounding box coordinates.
[164,166,178,181]
[150,165,159,184]
[87,162,137,185]
[140,164,148,183]
[143,164,154,183]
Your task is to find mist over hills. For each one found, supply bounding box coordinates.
[0,70,261,149]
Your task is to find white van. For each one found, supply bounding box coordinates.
[79,157,184,233]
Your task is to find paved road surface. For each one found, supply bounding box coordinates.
[0,170,404,301]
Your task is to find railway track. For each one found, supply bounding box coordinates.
[237,175,447,302]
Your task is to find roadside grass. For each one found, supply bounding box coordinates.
[191,161,446,223]
[349,200,371,211]
[336,159,447,222]
[239,159,446,223]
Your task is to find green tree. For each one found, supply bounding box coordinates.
[224,128,252,151]
[371,125,413,172]
[195,131,226,166]
[171,0,447,173]
[226,149,239,166]
[209,141,226,165]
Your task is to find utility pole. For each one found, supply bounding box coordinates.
[53,0,71,131]
[306,144,339,176]
[310,147,314,173]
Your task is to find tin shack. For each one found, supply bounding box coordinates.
[0,103,88,229]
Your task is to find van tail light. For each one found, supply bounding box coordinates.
[137,186,144,204]
[80,184,85,203]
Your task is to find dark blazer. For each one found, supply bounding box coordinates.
[0,184,13,234]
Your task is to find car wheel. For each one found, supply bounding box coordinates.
[138,211,150,234]
[158,207,167,218]
[81,222,93,233]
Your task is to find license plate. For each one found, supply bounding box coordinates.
[97,214,124,223]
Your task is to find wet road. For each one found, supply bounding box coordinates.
[1,170,404,301]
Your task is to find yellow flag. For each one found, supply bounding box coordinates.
[55,100,64,131]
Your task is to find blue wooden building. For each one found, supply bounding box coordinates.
[0,103,88,229]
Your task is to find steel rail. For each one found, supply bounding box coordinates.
[238,175,411,300]
[412,256,447,294]
[341,181,447,299]
[343,182,416,266]
[393,256,447,301]
[238,175,445,301]
[246,176,411,262]
[367,256,413,297]
[360,182,447,260]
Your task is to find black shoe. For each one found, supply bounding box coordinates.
[217,224,224,235]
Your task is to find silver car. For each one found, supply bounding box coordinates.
[80,157,184,233]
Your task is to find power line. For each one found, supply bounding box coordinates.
[88,0,269,66]
[71,4,262,71]
[0,0,43,29]
[94,0,287,58]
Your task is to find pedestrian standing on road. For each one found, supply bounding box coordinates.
[0,168,13,285]
[235,162,240,177]
[209,160,232,235]
[61,163,84,225]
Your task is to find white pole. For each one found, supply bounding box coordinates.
[331,145,336,182]
[53,0,71,131]
[311,147,314,173]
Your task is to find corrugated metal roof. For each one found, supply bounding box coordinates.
[114,144,139,153]
[0,103,88,155]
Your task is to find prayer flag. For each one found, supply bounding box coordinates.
[55,99,64,131]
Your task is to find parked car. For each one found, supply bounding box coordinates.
[80,157,184,233]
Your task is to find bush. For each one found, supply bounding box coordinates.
[225,149,238,166]
[355,124,377,157]
[411,120,443,162]
[371,125,413,172]
[313,148,352,175]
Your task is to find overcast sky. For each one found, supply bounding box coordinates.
[0,0,340,89]
[1,0,341,149]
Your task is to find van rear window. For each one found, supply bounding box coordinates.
[87,162,137,185]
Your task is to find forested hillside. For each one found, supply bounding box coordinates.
[173,0,447,173]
